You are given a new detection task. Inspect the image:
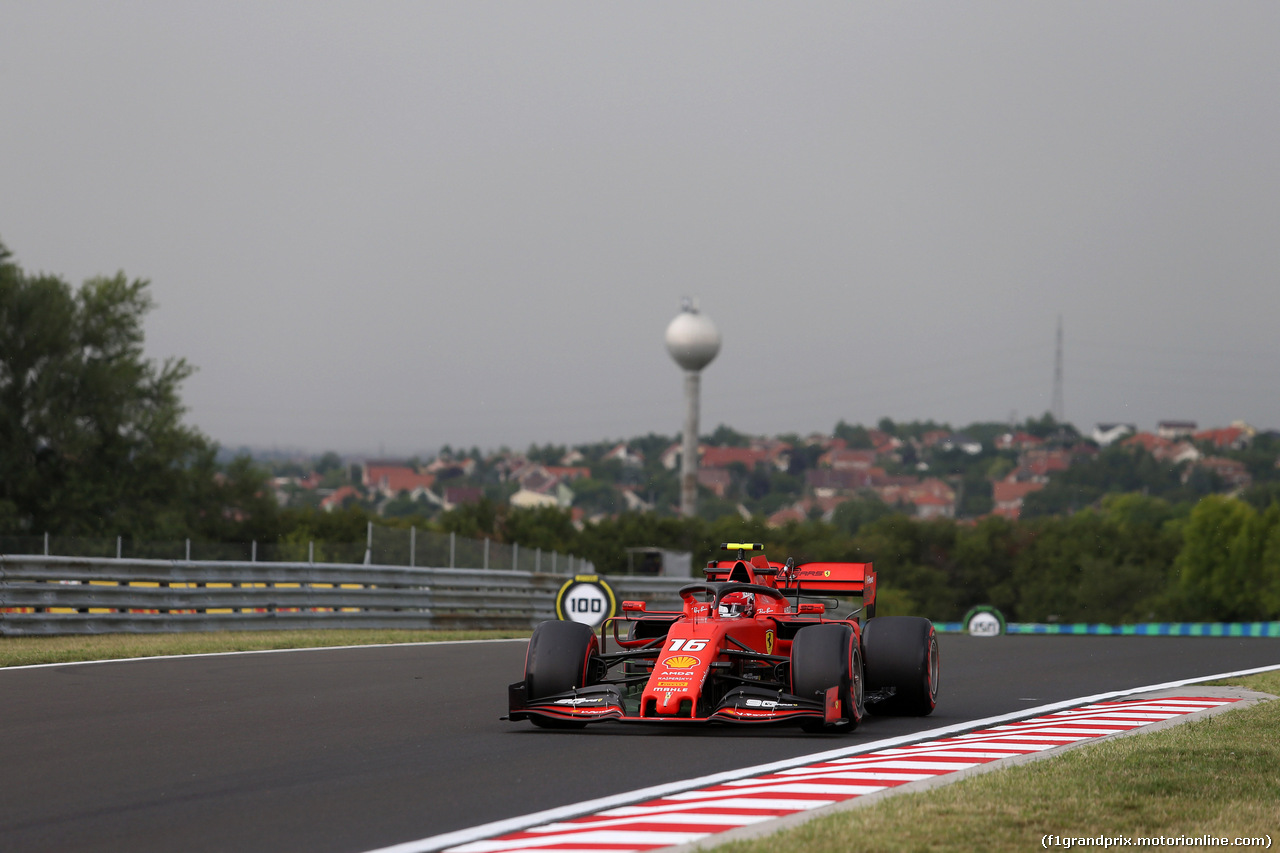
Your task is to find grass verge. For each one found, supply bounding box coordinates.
[0,629,530,668]
[710,670,1280,853]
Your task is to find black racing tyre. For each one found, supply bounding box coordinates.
[862,616,938,716]
[789,623,864,733]
[524,620,600,729]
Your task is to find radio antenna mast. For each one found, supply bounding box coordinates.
[1051,315,1065,423]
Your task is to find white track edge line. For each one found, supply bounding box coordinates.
[0,637,528,671]
[362,662,1280,853]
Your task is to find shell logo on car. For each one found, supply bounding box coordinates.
[661,655,699,669]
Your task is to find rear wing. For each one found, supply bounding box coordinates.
[787,562,876,604]
[703,558,876,606]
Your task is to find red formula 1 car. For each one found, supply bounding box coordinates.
[507,544,938,731]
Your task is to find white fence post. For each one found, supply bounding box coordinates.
[410,525,416,568]
[450,532,456,568]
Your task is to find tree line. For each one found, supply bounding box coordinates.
[417,492,1280,624]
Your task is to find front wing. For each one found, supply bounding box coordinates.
[507,681,846,726]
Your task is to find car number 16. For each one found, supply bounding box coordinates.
[668,639,708,651]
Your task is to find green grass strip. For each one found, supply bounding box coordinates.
[0,629,530,668]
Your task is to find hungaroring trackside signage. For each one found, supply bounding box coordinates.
[963,605,1007,637]
[555,575,617,628]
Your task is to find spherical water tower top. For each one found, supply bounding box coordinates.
[664,298,721,372]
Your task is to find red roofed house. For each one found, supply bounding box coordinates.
[515,465,560,495]
[806,468,874,497]
[1194,426,1253,451]
[753,439,793,471]
[991,479,1045,520]
[767,503,808,527]
[867,430,902,454]
[873,478,956,518]
[920,430,952,448]
[602,442,644,467]
[426,455,477,477]
[1190,457,1253,490]
[1016,449,1073,481]
[1157,420,1198,440]
[320,485,360,512]
[701,446,770,470]
[362,464,436,499]
[1121,433,1200,464]
[444,486,483,507]
[913,493,954,520]
[767,497,850,527]
[696,468,733,498]
[818,448,878,471]
[545,466,592,482]
[995,432,1044,452]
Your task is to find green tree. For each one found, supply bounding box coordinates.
[830,497,893,537]
[1174,496,1273,620]
[705,424,749,447]
[833,420,873,448]
[0,241,266,538]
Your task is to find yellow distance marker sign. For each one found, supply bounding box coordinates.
[555,575,617,628]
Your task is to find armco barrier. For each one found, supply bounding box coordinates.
[935,621,1280,637]
[0,555,690,637]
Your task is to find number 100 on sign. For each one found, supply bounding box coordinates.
[555,576,617,628]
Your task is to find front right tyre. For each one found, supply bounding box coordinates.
[524,620,600,728]
[790,623,864,732]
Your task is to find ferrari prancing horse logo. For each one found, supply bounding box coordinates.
[765,630,775,655]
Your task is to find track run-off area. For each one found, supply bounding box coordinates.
[2,634,1278,853]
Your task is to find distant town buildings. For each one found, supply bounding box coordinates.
[263,417,1266,526]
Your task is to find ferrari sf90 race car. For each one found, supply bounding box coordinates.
[507,544,938,732]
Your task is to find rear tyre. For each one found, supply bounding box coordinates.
[790,623,864,732]
[863,616,938,716]
[524,620,600,729]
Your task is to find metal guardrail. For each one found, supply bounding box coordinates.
[0,556,690,637]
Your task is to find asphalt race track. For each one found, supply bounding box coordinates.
[3,635,1278,853]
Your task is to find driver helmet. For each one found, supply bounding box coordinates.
[718,591,756,618]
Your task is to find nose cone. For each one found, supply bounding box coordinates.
[665,310,721,372]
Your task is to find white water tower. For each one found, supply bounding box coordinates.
[665,299,721,517]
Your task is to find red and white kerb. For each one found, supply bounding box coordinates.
[447,697,1234,853]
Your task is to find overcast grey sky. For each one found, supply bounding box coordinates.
[3,2,1277,455]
